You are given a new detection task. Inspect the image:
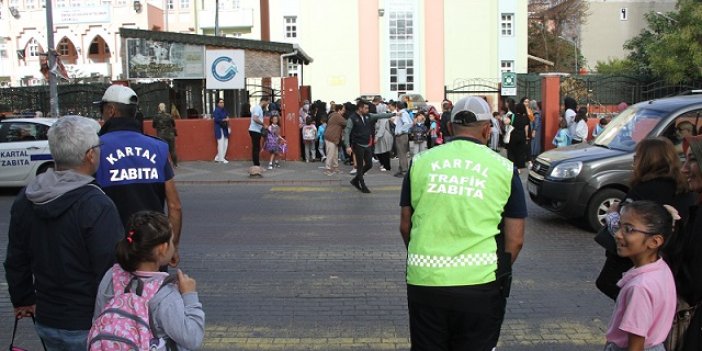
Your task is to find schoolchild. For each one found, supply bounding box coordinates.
[264,114,287,170]
[428,113,438,148]
[604,201,677,351]
[302,117,317,162]
[553,118,571,148]
[91,211,204,351]
[409,112,428,158]
[317,116,327,162]
[594,116,610,138]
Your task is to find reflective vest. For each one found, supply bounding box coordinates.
[407,139,513,286]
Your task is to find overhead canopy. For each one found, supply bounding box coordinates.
[119,28,313,65]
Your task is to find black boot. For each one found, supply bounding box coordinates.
[359,180,371,193]
[350,178,362,191]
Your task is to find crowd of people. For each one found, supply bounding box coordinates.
[6,86,702,351]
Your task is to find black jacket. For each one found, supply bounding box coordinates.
[4,173,123,330]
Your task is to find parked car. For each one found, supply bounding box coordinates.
[527,95,702,231]
[0,118,56,187]
[398,93,427,112]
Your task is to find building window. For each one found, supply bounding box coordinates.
[57,38,70,56]
[501,60,514,73]
[56,0,68,7]
[285,16,297,39]
[25,0,36,9]
[501,13,514,36]
[115,0,126,6]
[28,38,40,57]
[287,61,299,77]
[9,0,19,8]
[180,0,189,9]
[167,0,174,9]
[0,45,8,59]
[389,6,415,93]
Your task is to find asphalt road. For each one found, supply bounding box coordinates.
[0,179,613,350]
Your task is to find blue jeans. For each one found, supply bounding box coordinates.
[35,322,89,351]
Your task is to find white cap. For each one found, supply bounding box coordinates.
[96,85,138,105]
[450,96,492,125]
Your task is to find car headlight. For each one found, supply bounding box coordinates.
[550,161,583,179]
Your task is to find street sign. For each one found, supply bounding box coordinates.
[501,71,517,96]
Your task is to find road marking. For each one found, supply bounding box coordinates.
[269,186,401,192]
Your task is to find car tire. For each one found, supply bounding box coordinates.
[37,162,54,175]
[586,188,625,232]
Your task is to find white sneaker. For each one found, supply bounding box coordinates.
[268,163,273,170]
[222,159,229,164]
[380,166,387,172]
[350,168,357,174]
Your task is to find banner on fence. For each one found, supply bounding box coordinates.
[126,39,204,79]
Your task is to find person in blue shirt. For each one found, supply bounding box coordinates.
[213,99,230,163]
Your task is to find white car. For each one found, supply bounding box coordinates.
[0,118,56,187]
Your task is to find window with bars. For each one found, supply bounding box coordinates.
[389,10,415,92]
[501,60,514,73]
[284,16,297,38]
[501,13,514,36]
[57,38,71,56]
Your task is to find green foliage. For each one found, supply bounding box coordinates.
[618,0,702,83]
[527,22,583,73]
[595,58,635,76]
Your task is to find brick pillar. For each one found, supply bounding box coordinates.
[281,76,301,161]
[541,73,562,151]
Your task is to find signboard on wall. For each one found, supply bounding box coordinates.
[55,5,111,24]
[205,50,245,90]
[126,39,204,79]
[501,71,517,96]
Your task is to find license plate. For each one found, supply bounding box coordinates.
[527,181,538,195]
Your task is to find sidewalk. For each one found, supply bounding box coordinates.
[173,159,407,185]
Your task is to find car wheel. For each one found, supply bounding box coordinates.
[37,162,54,175]
[586,188,625,232]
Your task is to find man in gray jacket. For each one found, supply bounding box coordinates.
[4,116,123,350]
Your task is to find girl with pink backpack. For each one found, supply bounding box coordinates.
[89,211,204,350]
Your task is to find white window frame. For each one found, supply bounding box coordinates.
[25,0,37,9]
[388,5,417,94]
[115,0,127,6]
[57,38,71,56]
[0,44,8,59]
[287,61,299,77]
[28,39,40,58]
[501,13,514,36]
[284,16,297,39]
[179,0,189,9]
[501,60,514,73]
[167,0,174,9]
[9,0,20,8]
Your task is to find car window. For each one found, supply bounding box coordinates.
[593,107,666,151]
[0,122,48,142]
[661,109,702,155]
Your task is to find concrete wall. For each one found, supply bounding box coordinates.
[581,0,676,70]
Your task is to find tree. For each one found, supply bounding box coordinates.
[596,0,702,83]
[528,0,589,73]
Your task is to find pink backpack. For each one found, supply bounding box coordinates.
[88,264,175,351]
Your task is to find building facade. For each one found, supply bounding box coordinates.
[580,0,676,71]
[0,0,527,105]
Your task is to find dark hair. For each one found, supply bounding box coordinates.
[260,96,270,102]
[620,200,674,240]
[356,100,368,109]
[505,98,516,113]
[564,96,577,111]
[114,103,138,119]
[368,102,377,114]
[559,118,568,129]
[334,104,343,112]
[514,101,527,116]
[389,101,398,108]
[270,115,280,125]
[305,117,313,125]
[116,211,172,272]
[575,107,588,123]
[632,137,688,192]
[320,116,328,123]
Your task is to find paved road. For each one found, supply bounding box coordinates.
[0,161,613,350]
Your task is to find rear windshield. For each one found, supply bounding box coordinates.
[593,107,666,151]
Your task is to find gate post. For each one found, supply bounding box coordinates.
[280,76,301,161]
[541,73,563,151]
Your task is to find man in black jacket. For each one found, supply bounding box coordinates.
[4,116,123,349]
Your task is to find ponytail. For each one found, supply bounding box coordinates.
[115,211,172,272]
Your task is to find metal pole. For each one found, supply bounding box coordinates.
[215,0,220,36]
[46,0,59,117]
[165,0,169,31]
[574,38,578,75]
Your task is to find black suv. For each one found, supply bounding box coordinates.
[528,95,702,231]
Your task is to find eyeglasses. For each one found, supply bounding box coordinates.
[612,223,657,236]
[86,143,103,153]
